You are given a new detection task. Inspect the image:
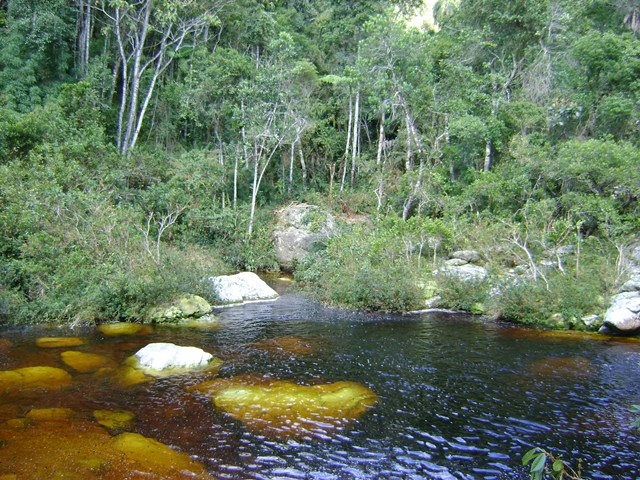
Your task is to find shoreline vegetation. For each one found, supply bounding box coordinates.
[0,1,638,335]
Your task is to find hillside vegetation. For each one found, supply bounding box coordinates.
[0,0,638,326]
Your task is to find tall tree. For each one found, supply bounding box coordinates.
[101,0,225,154]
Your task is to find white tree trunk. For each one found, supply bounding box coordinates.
[350,88,360,187]
[340,93,353,192]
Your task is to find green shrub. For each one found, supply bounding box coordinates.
[435,275,491,313]
[295,216,430,312]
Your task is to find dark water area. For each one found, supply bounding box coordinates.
[1,280,639,479]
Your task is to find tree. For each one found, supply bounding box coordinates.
[101,0,226,154]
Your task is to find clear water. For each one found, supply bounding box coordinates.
[1,282,639,479]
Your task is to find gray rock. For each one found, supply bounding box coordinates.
[620,273,640,292]
[445,258,468,267]
[134,343,213,371]
[210,272,279,304]
[581,314,601,329]
[273,204,336,271]
[449,250,482,263]
[437,264,488,283]
[148,294,212,323]
[628,242,640,264]
[600,291,640,334]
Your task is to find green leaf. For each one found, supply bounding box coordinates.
[553,459,565,472]
[531,453,547,473]
[523,447,542,465]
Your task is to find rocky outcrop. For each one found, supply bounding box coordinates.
[273,203,337,271]
[209,271,278,304]
[148,294,212,323]
[601,242,640,335]
[450,250,483,264]
[437,263,488,283]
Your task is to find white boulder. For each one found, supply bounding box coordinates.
[436,264,488,283]
[134,343,213,371]
[273,203,336,271]
[209,272,279,304]
[601,291,640,334]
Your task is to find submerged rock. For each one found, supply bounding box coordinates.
[0,417,212,479]
[254,336,320,357]
[61,351,110,373]
[189,375,378,437]
[97,323,152,336]
[273,203,337,271]
[25,407,74,422]
[0,366,72,395]
[93,410,135,431]
[148,294,212,323]
[209,272,279,305]
[112,432,211,478]
[35,337,84,348]
[528,356,593,377]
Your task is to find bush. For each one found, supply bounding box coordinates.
[492,244,614,330]
[435,275,491,313]
[295,217,429,312]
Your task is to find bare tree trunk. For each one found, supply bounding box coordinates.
[288,140,295,194]
[376,110,385,166]
[248,156,260,236]
[405,112,413,171]
[484,139,492,171]
[121,1,152,154]
[328,162,336,197]
[340,93,353,192]
[350,88,360,187]
[299,145,307,188]
[76,0,91,75]
[233,147,238,209]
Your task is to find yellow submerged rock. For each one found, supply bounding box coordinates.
[97,323,152,337]
[0,418,213,479]
[26,408,74,422]
[36,337,84,348]
[112,432,211,477]
[190,375,378,437]
[0,366,72,395]
[93,410,135,431]
[61,351,110,373]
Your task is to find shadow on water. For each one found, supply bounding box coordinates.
[1,285,639,479]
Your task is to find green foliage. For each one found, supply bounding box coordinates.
[435,276,490,313]
[631,405,640,430]
[494,247,613,330]
[522,447,583,480]
[296,215,451,312]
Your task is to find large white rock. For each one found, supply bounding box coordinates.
[209,272,279,304]
[436,264,488,283]
[601,291,640,334]
[134,343,213,371]
[273,204,336,271]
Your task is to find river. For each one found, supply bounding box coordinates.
[1,280,639,479]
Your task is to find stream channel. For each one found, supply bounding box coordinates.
[1,278,639,479]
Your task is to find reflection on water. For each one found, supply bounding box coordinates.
[1,284,640,479]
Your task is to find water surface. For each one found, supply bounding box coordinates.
[1,284,639,479]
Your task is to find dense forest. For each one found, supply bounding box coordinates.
[0,0,639,327]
